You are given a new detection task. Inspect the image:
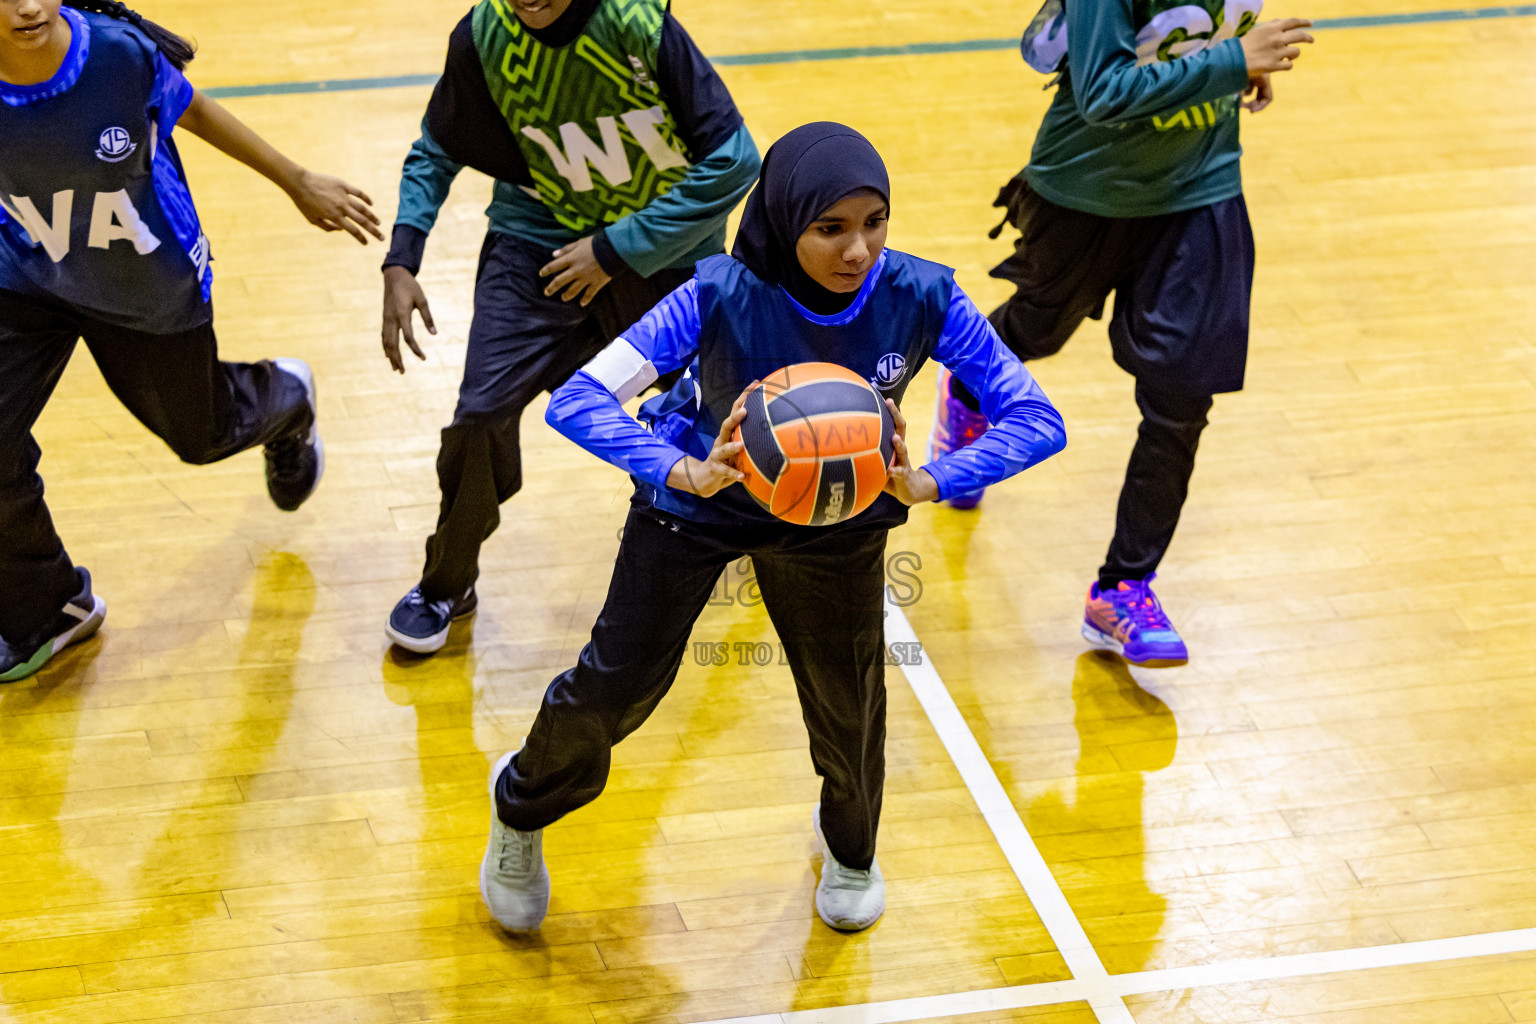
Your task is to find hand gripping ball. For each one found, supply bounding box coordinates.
[733,362,896,526]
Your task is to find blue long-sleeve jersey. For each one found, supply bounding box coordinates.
[546,250,1066,526]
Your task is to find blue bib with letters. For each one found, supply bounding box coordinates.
[0,8,210,333]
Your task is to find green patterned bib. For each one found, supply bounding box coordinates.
[472,0,691,234]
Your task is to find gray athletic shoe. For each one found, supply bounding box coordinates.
[812,804,886,931]
[479,750,550,933]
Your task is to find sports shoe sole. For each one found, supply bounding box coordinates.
[480,749,549,934]
[1080,621,1188,669]
[385,602,477,655]
[0,595,107,683]
[272,357,325,511]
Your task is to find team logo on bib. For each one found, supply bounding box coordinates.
[873,353,907,391]
[95,127,137,164]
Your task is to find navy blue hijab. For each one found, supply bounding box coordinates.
[731,122,891,315]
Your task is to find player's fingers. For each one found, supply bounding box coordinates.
[544,268,577,296]
[886,398,907,435]
[416,297,437,335]
[340,218,369,245]
[539,254,571,279]
[1279,16,1313,29]
[347,184,375,205]
[348,195,379,221]
[382,328,404,373]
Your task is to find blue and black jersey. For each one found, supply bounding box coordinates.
[545,250,1068,527]
[0,6,211,334]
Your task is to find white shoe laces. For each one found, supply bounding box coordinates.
[406,586,455,622]
[497,828,535,875]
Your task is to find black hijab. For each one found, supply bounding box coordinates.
[732,122,891,316]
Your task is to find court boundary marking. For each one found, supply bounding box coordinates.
[202,4,1536,100]
[679,599,1536,1024]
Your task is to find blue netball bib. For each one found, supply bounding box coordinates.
[0,9,211,332]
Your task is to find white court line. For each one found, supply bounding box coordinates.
[683,601,1536,1024]
[698,928,1536,1024]
[881,600,1134,1024]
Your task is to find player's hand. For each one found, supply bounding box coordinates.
[381,266,436,374]
[1243,73,1275,113]
[540,236,613,306]
[881,399,940,505]
[288,170,382,244]
[667,384,752,498]
[1240,18,1313,78]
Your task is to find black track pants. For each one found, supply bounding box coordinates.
[0,289,309,643]
[417,233,691,601]
[496,506,890,870]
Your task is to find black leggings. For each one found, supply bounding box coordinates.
[496,507,890,870]
[0,289,309,643]
[418,233,692,602]
[952,375,1209,587]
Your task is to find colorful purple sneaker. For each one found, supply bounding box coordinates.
[928,368,990,509]
[1082,573,1189,668]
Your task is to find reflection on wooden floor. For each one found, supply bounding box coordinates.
[3,0,1536,1022]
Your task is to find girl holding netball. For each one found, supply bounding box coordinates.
[477,123,1066,934]
[0,0,379,681]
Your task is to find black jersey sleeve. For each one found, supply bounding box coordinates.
[422,11,533,188]
[655,13,745,160]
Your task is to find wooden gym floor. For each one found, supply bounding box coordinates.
[3,1,1536,1022]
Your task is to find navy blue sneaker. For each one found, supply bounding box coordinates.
[386,584,477,654]
[1,568,107,683]
[265,358,324,512]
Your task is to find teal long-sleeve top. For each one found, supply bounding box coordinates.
[1025,0,1254,219]
[392,121,759,278]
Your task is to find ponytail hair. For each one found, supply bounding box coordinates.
[67,1,196,70]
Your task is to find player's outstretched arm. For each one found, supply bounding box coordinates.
[176,91,382,244]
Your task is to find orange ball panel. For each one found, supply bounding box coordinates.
[772,412,884,460]
[850,451,891,515]
[769,459,820,526]
[762,361,867,396]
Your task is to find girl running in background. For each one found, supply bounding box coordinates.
[0,0,381,681]
[930,0,1313,668]
[475,123,1066,935]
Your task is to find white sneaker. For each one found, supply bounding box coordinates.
[812,804,885,931]
[479,751,550,933]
